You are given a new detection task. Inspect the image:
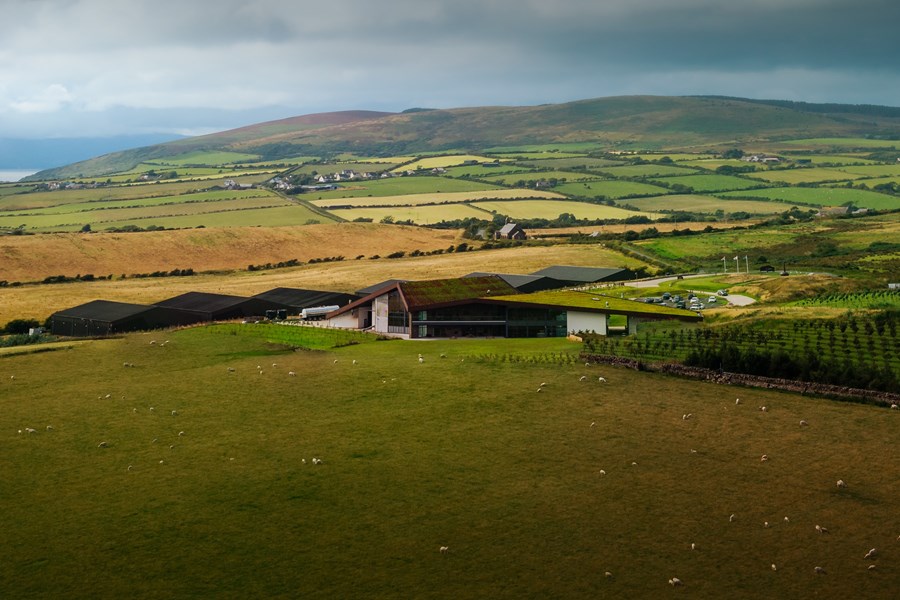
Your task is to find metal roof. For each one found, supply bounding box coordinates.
[52,299,156,323]
[463,272,566,292]
[252,287,359,309]
[529,265,630,284]
[154,292,254,314]
[355,279,408,296]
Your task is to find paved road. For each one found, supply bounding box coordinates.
[624,274,757,306]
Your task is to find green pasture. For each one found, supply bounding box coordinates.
[780,155,880,166]
[718,187,900,210]
[678,158,749,170]
[554,180,670,199]
[443,164,535,178]
[635,228,807,262]
[145,151,263,166]
[392,155,503,171]
[651,174,763,193]
[1,326,897,599]
[304,176,504,200]
[517,157,624,170]
[746,169,867,185]
[292,162,398,176]
[103,204,336,230]
[830,176,900,188]
[488,151,587,160]
[777,138,900,150]
[626,194,797,215]
[627,153,715,162]
[485,142,600,153]
[831,165,900,177]
[311,189,564,209]
[594,164,699,178]
[470,200,659,221]
[328,203,488,224]
[481,170,598,185]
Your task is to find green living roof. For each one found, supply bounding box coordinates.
[400,276,518,309]
[486,290,702,320]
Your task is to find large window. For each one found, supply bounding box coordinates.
[387,290,408,333]
[507,306,567,338]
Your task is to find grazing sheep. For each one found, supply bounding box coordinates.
[149,407,155,413]
[729,514,736,523]
[800,420,809,426]
[784,516,790,523]
[46,425,53,431]
[668,577,683,587]
[690,543,696,551]
[227,367,235,372]
[891,403,898,410]
[604,571,613,578]
[682,413,693,420]
[760,454,769,462]
[440,353,447,359]
[25,427,36,434]
[759,406,768,412]
[836,479,847,488]
[272,363,277,368]
[10,375,15,380]
[178,431,185,437]
[771,564,777,571]
[735,398,741,405]
[439,546,449,554]
[419,357,424,364]
[288,371,296,376]
[159,460,164,464]
[150,340,156,345]
[540,382,546,387]
[868,564,877,571]
[333,359,338,364]
[536,387,542,393]
[814,566,826,575]
[312,457,322,465]
[816,525,829,534]
[579,375,587,381]
[98,441,108,448]
[599,469,606,476]
[127,465,133,472]
[864,548,876,560]
[352,360,357,365]
[598,377,607,383]
[171,410,178,416]
[590,422,596,428]
[152,438,158,444]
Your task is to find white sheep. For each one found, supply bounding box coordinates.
[352,360,357,365]
[590,422,596,428]
[816,525,829,534]
[868,564,877,571]
[419,357,424,364]
[227,367,235,372]
[771,564,777,571]
[814,566,826,575]
[729,513,736,523]
[784,516,790,523]
[598,377,607,383]
[764,521,769,528]
[46,425,53,431]
[171,410,178,416]
[759,406,768,412]
[579,375,587,381]
[668,577,683,587]
[836,479,847,488]
[178,431,185,437]
[439,546,449,554]
[690,543,696,551]
[864,548,876,559]
[599,469,606,476]
[760,454,769,462]
[25,427,36,434]
[735,398,741,405]
[800,419,809,426]
[891,403,898,410]
[98,441,108,448]
[288,371,296,376]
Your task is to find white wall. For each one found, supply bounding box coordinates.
[567,311,608,335]
[372,293,390,333]
[327,312,360,329]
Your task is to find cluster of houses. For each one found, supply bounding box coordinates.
[49,266,702,339]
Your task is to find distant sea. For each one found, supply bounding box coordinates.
[0,169,39,183]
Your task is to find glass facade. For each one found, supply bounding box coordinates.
[409,303,568,338]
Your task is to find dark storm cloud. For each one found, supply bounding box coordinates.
[0,0,897,138]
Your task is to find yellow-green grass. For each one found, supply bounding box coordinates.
[831,165,900,177]
[303,176,505,200]
[518,158,624,170]
[625,195,798,215]
[1,328,896,599]
[745,169,870,185]
[145,150,263,166]
[471,200,659,221]
[481,170,599,184]
[825,176,900,188]
[0,192,293,232]
[781,155,880,165]
[717,187,900,210]
[104,204,336,230]
[484,142,600,153]
[635,227,817,262]
[777,137,900,149]
[0,242,640,324]
[443,164,535,178]
[311,189,565,208]
[679,158,748,170]
[487,151,587,159]
[327,204,488,224]
[291,162,397,176]
[334,154,416,164]
[391,155,505,171]
[627,153,716,162]
[593,164,700,177]
[554,180,670,199]
[650,174,764,192]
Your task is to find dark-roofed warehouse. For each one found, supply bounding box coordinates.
[50,300,202,337]
[529,265,633,285]
[252,288,359,314]
[154,292,283,322]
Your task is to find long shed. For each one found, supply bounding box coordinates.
[50,300,201,336]
[252,288,360,315]
[154,292,283,321]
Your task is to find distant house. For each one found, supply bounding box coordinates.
[495,223,527,240]
[816,206,850,218]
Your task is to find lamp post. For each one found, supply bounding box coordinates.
[722,256,727,274]
[744,255,749,274]
[734,255,740,274]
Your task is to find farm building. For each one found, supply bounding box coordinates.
[529,265,634,286]
[495,222,527,240]
[154,292,283,322]
[326,276,701,338]
[462,272,567,293]
[355,279,408,297]
[252,288,360,315]
[50,300,201,337]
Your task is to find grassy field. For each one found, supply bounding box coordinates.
[831,165,900,177]
[625,195,798,215]
[443,164,535,178]
[717,187,900,210]
[481,171,599,185]
[745,168,868,185]
[470,200,659,221]
[302,177,504,200]
[518,157,624,170]
[391,155,501,171]
[310,189,565,209]
[1,326,897,599]
[776,138,900,150]
[553,180,670,199]
[145,150,263,166]
[592,164,700,178]
[327,204,492,224]
[650,174,765,193]
[0,242,643,324]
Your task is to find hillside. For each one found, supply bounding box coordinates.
[28,96,900,180]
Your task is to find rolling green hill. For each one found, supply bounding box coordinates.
[28,96,900,181]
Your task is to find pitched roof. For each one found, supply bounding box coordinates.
[154,292,253,314]
[529,265,630,284]
[399,276,518,310]
[498,223,522,234]
[52,299,156,322]
[252,287,359,309]
[463,272,566,292]
[355,279,408,296]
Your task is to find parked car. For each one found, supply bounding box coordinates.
[716,289,728,296]
[708,296,717,303]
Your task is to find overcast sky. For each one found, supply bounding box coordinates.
[2,0,898,139]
